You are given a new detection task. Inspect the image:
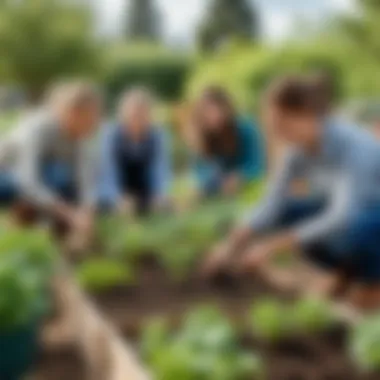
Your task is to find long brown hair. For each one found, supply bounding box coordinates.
[192,86,238,158]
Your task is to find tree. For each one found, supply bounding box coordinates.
[198,0,259,52]
[126,0,161,42]
[0,0,100,102]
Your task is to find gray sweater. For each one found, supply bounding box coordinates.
[0,110,97,207]
[248,120,380,244]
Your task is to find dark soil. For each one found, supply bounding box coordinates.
[91,255,286,336]
[30,345,85,380]
[87,256,379,380]
[241,327,379,380]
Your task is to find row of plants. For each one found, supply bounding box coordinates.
[139,299,380,379]
[76,197,245,291]
[139,297,338,380]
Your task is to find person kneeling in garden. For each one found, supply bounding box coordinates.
[203,75,380,310]
[98,88,171,216]
[185,86,265,198]
[0,81,102,245]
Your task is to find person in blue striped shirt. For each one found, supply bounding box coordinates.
[188,87,265,197]
[98,88,171,216]
[203,75,380,310]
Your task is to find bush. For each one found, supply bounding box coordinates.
[187,41,347,111]
[103,43,192,105]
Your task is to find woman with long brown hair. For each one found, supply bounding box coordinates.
[188,86,265,196]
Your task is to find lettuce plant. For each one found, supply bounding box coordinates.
[350,314,380,372]
[290,297,335,334]
[250,299,292,342]
[0,227,56,331]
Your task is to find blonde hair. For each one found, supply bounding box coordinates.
[47,80,102,112]
[118,87,154,120]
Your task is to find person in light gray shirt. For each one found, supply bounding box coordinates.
[0,81,102,239]
[203,75,380,310]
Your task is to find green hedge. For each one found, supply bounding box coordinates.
[102,43,192,105]
[186,41,354,111]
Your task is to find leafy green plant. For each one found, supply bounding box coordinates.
[159,243,200,281]
[250,297,335,342]
[0,227,56,331]
[350,314,380,372]
[290,297,335,334]
[141,306,264,380]
[76,258,135,292]
[250,299,291,342]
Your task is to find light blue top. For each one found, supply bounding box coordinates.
[248,119,380,244]
[194,118,265,194]
[98,124,171,206]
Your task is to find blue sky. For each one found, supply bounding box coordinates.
[94,0,355,44]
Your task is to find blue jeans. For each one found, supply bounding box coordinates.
[278,199,380,284]
[0,162,77,206]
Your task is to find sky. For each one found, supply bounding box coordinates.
[93,0,355,45]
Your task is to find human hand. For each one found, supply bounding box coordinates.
[201,242,232,278]
[238,232,296,273]
[238,240,276,273]
[72,210,93,234]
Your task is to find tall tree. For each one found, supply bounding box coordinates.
[126,0,162,42]
[0,0,100,102]
[198,0,259,52]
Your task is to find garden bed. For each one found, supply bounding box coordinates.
[65,195,380,379]
[85,256,378,380]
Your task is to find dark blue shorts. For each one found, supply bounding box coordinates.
[278,199,380,284]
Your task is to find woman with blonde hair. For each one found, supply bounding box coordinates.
[0,80,103,238]
[98,87,171,215]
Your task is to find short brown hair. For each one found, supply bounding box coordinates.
[266,74,333,115]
